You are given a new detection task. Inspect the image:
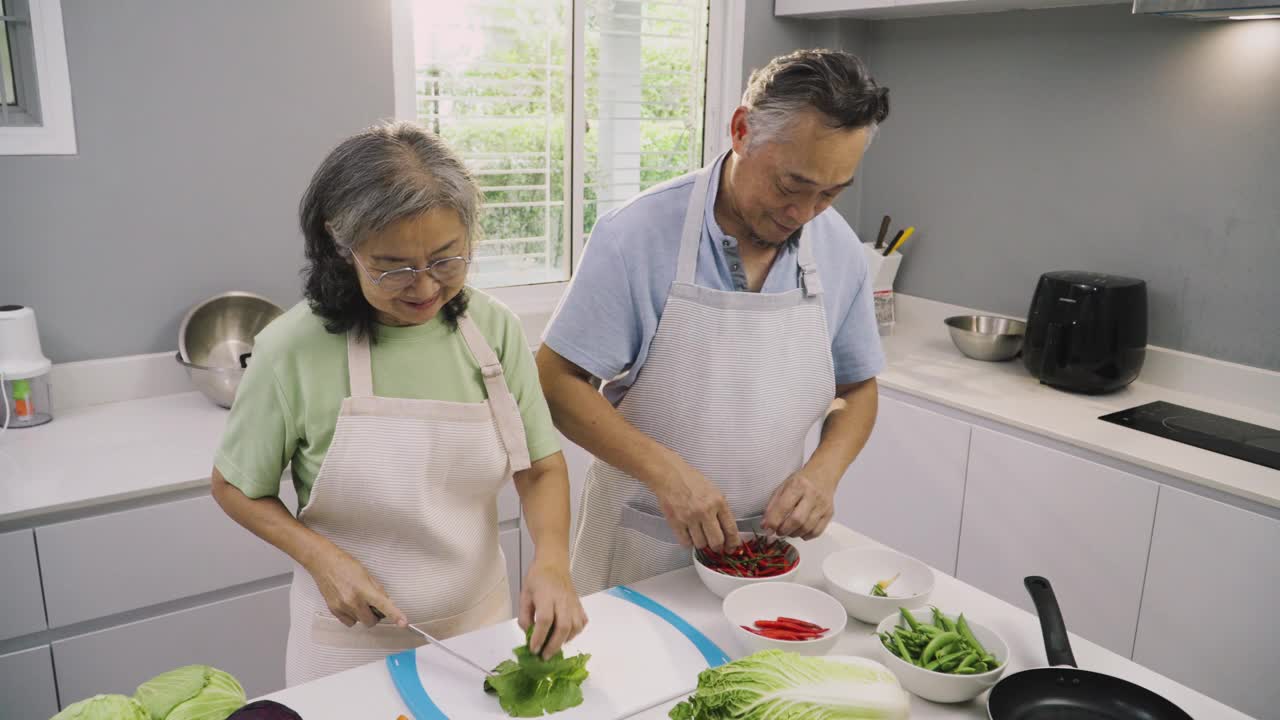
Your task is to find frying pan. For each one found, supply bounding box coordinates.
[987,576,1193,720]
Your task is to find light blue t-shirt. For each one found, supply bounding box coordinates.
[543,153,885,405]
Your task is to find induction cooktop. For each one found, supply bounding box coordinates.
[1100,401,1280,471]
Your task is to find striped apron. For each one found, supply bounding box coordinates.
[284,314,531,686]
[568,162,837,595]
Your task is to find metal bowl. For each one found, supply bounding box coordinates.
[176,292,283,407]
[944,315,1026,362]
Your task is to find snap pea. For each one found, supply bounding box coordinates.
[956,614,989,656]
[916,623,942,636]
[900,607,922,632]
[920,631,960,664]
[956,667,979,675]
[973,661,989,673]
[932,607,956,632]
[894,633,911,662]
[956,652,979,672]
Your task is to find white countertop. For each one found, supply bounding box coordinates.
[259,525,1249,719]
[879,295,1280,511]
[0,392,227,524]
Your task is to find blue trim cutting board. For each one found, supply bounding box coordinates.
[387,585,727,719]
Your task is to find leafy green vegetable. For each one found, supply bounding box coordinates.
[669,650,909,720]
[483,628,591,717]
[52,694,151,720]
[134,665,246,720]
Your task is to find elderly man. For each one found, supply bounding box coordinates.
[537,49,890,594]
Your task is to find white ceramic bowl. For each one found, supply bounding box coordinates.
[874,610,1009,703]
[693,537,801,599]
[722,582,847,657]
[822,546,935,624]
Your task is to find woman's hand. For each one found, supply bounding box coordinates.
[305,540,408,628]
[519,560,588,660]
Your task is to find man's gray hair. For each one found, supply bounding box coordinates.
[302,120,481,255]
[741,49,890,149]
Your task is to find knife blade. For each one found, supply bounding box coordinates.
[406,623,498,678]
[370,605,497,677]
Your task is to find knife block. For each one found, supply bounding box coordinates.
[863,243,903,336]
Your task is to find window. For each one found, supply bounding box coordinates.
[397,0,733,289]
[0,0,76,155]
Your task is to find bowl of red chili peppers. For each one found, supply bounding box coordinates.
[722,581,847,656]
[692,534,801,598]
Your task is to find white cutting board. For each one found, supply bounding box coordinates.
[409,590,713,719]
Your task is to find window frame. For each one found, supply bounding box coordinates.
[0,0,77,155]
[389,0,744,293]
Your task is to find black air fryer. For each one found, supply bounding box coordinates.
[1023,271,1147,394]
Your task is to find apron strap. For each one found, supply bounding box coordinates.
[346,331,375,398]
[674,164,715,285]
[796,230,824,298]
[458,314,533,474]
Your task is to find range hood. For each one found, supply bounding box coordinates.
[1133,0,1280,20]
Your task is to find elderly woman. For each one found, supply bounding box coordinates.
[211,121,586,685]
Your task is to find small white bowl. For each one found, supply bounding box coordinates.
[822,546,934,624]
[875,610,1009,703]
[693,538,801,599]
[722,582,847,657]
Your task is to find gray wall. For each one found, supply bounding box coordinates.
[0,0,394,362]
[856,5,1280,370]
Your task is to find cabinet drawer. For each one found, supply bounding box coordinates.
[0,645,59,720]
[53,584,290,705]
[37,495,293,627]
[0,529,47,640]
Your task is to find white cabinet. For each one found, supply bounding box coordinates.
[0,529,47,641]
[1133,487,1280,719]
[37,496,294,627]
[0,645,59,720]
[776,0,1119,20]
[52,584,291,706]
[956,427,1157,657]
[829,394,971,574]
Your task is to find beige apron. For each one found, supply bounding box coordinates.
[285,314,531,686]
[569,162,838,595]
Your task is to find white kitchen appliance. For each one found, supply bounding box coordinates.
[0,305,54,430]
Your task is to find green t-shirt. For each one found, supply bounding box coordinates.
[214,290,560,510]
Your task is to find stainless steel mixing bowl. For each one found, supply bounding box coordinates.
[176,292,283,408]
[944,315,1027,362]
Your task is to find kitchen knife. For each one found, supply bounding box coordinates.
[882,229,905,256]
[885,226,916,255]
[371,606,497,677]
[874,215,892,249]
[405,624,498,678]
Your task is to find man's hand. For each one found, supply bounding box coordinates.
[762,471,836,540]
[653,459,741,552]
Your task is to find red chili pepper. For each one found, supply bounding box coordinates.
[777,616,824,631]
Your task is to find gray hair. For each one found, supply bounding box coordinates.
[302,120,481,256]
[300,121,479,338]
[740,49,890,149]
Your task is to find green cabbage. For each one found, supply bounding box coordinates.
[134,665,246,720]
[52,694,150,720]
[669,650,909,720]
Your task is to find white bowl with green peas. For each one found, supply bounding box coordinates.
[874,607,1009,703]
[822,546,934,623]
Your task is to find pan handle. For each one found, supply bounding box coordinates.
[1024,576,1078,668]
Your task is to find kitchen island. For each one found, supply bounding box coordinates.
[259,524,1251,719]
